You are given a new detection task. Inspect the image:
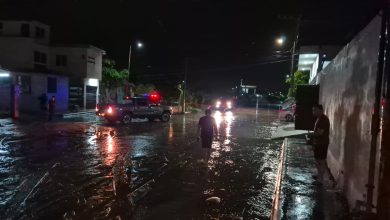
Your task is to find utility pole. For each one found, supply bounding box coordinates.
[128,44,132,81]
[183,57,189,113]
[290,16,301,96]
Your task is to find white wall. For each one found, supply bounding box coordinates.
[0,20,50,44]
[50,47,87,79]
[0,72,69,113]
[318,15,381,210]
[16,72,68,113]
[86,48,103,80]
[0,38,35,69]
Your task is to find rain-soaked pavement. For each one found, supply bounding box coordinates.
[0,108,282,220]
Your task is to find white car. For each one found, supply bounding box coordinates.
[279,106,294,122]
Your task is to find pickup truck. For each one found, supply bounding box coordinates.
[96,96,173,124]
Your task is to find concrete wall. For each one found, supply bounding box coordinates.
[86,48,103,80]
[0,20,50,44]
[50,47,88,80]
[18,72,68,113]
[0,37,35,69]
[0,84,11,112]
[0,72,68,113]
[318,16,381,209]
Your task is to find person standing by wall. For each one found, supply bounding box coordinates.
[310,104,331,185]
[48,96,56,121]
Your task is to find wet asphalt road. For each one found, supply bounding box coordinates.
[0,108,282,220]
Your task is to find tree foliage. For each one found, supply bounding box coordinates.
[101,59,129,89]
[134,83,156,95]
[286,70,310,97]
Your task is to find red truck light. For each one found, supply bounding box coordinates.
[107,106,113,114]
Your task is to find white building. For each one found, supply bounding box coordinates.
[0,67,69,114]
[0,20,105,110]
[297,45,341,85]
[239,79,257,95]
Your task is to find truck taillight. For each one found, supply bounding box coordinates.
[107,106,113,114]
[95,105,99,112]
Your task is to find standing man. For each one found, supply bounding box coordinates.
[311,104,331,185]
[197,109,218,155]
[48,96,56,121]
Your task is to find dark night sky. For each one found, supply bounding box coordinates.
[0,0,381,93]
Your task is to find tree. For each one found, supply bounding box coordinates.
[102,59,129,89]
[286,70,310,97]
[101,59,129,103]
[134,83,156,95]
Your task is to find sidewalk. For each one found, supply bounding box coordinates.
[271,123,308,140]
[273,138,349,220]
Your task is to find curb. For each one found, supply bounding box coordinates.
[270,138,287,220]
[62,111,95,118]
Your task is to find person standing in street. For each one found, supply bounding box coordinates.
[197,109,218,161]
[311,104,331,185]
[48,96,56,121]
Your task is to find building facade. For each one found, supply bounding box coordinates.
[297,45,342,84]
[0,20,105,110]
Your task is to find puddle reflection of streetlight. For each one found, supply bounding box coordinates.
[168,123,174,143]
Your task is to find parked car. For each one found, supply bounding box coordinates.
[279,105,295,122]
[96,96,173,124]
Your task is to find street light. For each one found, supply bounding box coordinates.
[256,94,260,110]
[276,36,286,46]
[128,41,143,81]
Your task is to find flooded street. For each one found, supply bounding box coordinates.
[0,108,282,220]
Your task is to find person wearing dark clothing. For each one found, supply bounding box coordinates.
[48,96,56,121]
[311,104,331,185]
[197,109,218,148]
[38,93,48,110]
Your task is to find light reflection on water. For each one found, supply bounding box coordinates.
[168,122,174,143]
[103,132,117,166]
[208,111,235,170]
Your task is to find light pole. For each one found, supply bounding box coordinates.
[276,35,298,95]
[182,57,189,114]
[256,94,260,110]
[128,41,143,80]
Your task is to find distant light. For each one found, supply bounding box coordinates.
[276,36,286,46]
[87,78,99,87]
[137,42,143,48]
[256,94,260,97]
[0,71,10,77]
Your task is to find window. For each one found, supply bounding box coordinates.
[35,26,45,38]
[47,77,57,93]
[21,23,30,37]
[17,75,31,94]
[135,98,148,106]
[87,56,95,64]
[34,51,47,70]
[56,55,67,66]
